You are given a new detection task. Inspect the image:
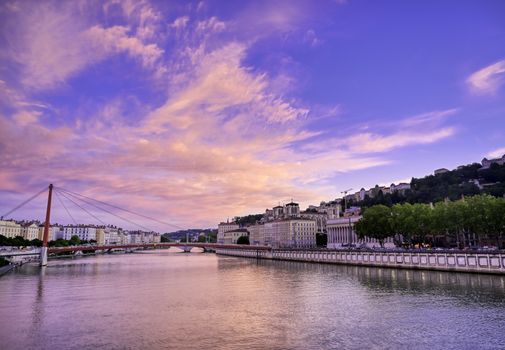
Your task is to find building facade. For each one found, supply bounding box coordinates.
[217,222,240,244]
[481,154,505,169]
[326,216,395,249]
[264,218,316,248]
[223,228,249,244]
[248,224,265,245]
[0,220,21,238]
[62,225,97,241]
[37,226,62,241]
[21,223,39,240]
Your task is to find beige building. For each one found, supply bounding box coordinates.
[248,224,265,245]
[264,218,316,248]
[217,221,239,244]
[21,223,39,240]
[223,228,249,244]
[300,211,327,233]
[96,228,106,245]
[0,220,21,238]
[326,216,395,249]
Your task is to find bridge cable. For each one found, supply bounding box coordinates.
[54,190,78,225]
[56,188,157,232]
[57,190,107,226]
[56,187,184,230]
[0,186,47,219]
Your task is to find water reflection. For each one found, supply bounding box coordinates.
[248,259,505,301]
[0,252,504,350]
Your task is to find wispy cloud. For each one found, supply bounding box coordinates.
[467,59,505,95]
[1,1,166,90]
[346,128,455,154]
[487,147,505,159]
[0,0,460,228]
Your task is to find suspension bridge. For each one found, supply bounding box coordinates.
[0,184,270,264]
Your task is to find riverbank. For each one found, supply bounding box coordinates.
[216,248,505,275]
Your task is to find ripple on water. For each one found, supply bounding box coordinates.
[0,251,504,350]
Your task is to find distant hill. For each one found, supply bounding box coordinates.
[162,229,217,242]
[348,162,505,208]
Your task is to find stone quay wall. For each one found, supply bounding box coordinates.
[215,248,505,275]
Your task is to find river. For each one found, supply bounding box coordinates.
[1,249,504,349]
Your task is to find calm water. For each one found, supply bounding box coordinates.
[1,250,505,350]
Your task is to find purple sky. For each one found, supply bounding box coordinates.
[1,0,504,231]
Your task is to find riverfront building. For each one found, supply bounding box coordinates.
[37,225,62,241]
[0,220,21,238]
[248,224,265,245]
[218,201,318,248]
[217,221,239,244]
[264,218,317,248]
[20,222,39,240]
[62,225,97,241]
[223,228,249,244]
[326,216,395,249]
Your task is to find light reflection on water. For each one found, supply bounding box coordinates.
[0,249,504,350]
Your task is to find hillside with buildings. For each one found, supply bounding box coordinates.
[217,153,505,250]
[162,229,217,243]
[345,153,505,208]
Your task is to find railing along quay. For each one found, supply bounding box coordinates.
[215,247,505,275]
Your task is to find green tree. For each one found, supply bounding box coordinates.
[410,203,433,245]
[355,205,394,247]
[30,239,43,247]
[391,203,416,246]
[197,234,207,243]
[236,236,250,245]
[69,235,81,246]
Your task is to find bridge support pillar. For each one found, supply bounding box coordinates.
[181,246,192,253]
[40,247,48,266]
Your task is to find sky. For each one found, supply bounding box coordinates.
[0,0,504,231]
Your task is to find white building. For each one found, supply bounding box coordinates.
[434,168,449,175]
[62,225,97,241]
[217,221,239,244]
[300,211,327,233]
[390,182,411,194]
[326,216,395,249]
[319,201,341,219]
[0,220,21,238]
[21,223,39,240]
[37,225,62,241]
[127,230,158,244]
[481,154,505,169]
[118,230,130,245]
[105,226,120,244]
[284,202,300,218]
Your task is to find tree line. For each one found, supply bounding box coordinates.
[355,195,505,249]
[0,234,95,247]
[347,162,505,209]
